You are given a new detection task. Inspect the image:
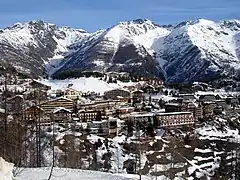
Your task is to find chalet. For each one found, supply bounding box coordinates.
[106,71,120,79]
[87,120,108,136]
[55,89,64,97]
[148,78,164,86]
[132,90,144,102]
[116,96,129,103]
[192,84,204,92]
[63,88,82,100]
[213,100,228,110]
[78,110,104,122]
[7,95,23,114]
[104,89,130,100]
[52,107,72,123]
[193,82,209,90]
[123,85,136,92]
[119,72,130,79]
[165,103,183,112]
[199,94,216,102]
[226,96,239,107]
[142,85,155,93]
[22,106,45,124]
[179,94,196,101]
[155,112,195,128]
[39,97,73,114]
[213,106,224,115]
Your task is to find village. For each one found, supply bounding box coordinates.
[0,71,239,138]
[1,71,240,178]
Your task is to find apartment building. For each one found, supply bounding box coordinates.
[39,97,73,114]
[155,112,195,128]
[104,88,130,100]
[78,110,104,122]
[22,105,45,124]
[52,107,72,123]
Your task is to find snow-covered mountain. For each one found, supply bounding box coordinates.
[161,19,240,82]
[54,19,169,79]
[0,20,88,77]
[0,19,240,82]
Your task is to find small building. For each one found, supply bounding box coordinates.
[108,117,122,136]
[7,95,23,114]
[116,96,129,103]
[226,97,239,107]
[104,89,130,100]
[78,110,103,122]
[132,90,144,102]
[63,88,82,100]
[116,107,134,119]
[87,120,108,136]
[179,94,196,101]
[213,100,228,110]
[52,107,72,123]
[165,103,183,113]
[155,112,195,128]
[199,94,216,102]
[142,85,155,93]
[129,112,154,124]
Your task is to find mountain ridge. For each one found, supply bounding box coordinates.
[0,18,239,82]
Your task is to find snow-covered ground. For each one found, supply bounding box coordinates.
[40,77,143,95]
[0,157,14,180]
[17,168,152,180]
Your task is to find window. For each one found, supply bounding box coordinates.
[109,121,117,128]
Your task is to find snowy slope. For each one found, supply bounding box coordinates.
[158,19,240,82]
[0,20,88,77]
[17,168,152,180]
[54,19,168,79]
[0,157,14,180]
[54,18,240,83]
[40,77,142,95]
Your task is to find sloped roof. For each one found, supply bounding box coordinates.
[53,107,72,114]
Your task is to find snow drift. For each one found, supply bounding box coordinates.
[0,157,14,180]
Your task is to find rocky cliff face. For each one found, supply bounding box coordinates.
[0,19,240,82]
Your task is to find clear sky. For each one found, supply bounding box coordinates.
[0,0,239,32]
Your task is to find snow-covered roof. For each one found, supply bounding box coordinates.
[53,107,72,114]
[132,89,144,93]
[129,112,154,118]
[0,108,5,113]
[165,103,182,106]
[40,96,73,105]
[156,111,192,116]
[7,95,23,101]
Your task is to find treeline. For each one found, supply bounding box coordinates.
[53,69,104,79]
